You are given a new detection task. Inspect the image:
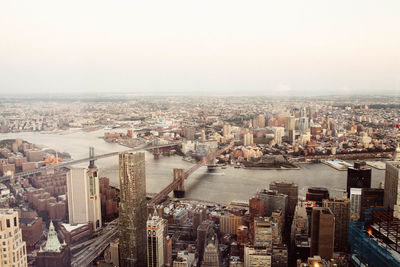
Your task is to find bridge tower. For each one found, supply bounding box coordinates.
[153,139,161,160]
[206,149,218,172]
[89,146,95,158]
[173,168,185,198]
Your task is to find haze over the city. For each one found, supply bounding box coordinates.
[1,0,399,95]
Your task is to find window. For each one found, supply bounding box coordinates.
[14,217,17,227]
[6,219,10,228]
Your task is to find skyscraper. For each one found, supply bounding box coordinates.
[147,210,166,267]
[256,189,288,218]
[119,152,147,267]
[285,116,295,133]
[243,131,254,146]
[0,209,27,267]
[298,117,309,132]
[269,180,298,217]
[273,127,284,145]
[322,199,350,252]
[346,161,371,198]
[223,124,231,138]
[349,188,362,221]
[66,160,102,231]
[384,160,400,218]
[253,217,273,248]
[310,207,334,260]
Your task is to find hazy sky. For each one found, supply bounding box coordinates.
[1,0,399,95]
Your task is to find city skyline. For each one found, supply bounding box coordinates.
[1,0,399,95]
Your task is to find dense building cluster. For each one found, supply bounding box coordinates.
[0,95,399,266]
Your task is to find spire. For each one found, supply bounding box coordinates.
[44,221,62,252]
[153,209,159,219]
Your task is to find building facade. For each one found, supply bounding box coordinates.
[322,199,350,252]
[244,246,271,267]
[66,160,102,231]
[346,161,371,198]
[310,207,335,260]
[384,161,400,217]
[147,211,166,267]
[119,152,147,267]
[0,209,27,267]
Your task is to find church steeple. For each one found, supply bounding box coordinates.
[44,221,62,252]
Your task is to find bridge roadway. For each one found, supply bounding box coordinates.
[148,142,234,206]
[0,142,181,183]
[71,219,118,267]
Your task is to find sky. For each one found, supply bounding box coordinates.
[0,0,399,96]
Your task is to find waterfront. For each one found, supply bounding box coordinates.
[0,129,385,203]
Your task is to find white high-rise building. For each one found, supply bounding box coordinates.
[298,117,309,133]
[350,188,362,221]
[223,124,231,138]
[243,131,253,146]
[0,209,27,267]
[147,210,166,267]
[67,160,102,231]
[273,127,284,145]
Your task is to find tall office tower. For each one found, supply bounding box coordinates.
[349,188,362,221]
[147,210,166,267]
[270,180,298,217]
[273,127,285,145]
[253,217,273,248]
[196,220,214,266]
[360,188,384,221]
[310,207,335,260]
[285,116,295,134]
[36,221,71,267]
[291,203,310,261]
[298,117,309,133]
[201,241,220,267]
[0,209,27,267]
[384,161,400,218]
[300,107,307,118]
[119,152,147,267]
[244,246,271,267]
[67,160,102,231]
[256,189,288,218]
[346,161,371,197]
[243,131,254,146]
[322,199,350,252]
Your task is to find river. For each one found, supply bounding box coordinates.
[0,129,385,204]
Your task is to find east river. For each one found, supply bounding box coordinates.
[0,129,385,204]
